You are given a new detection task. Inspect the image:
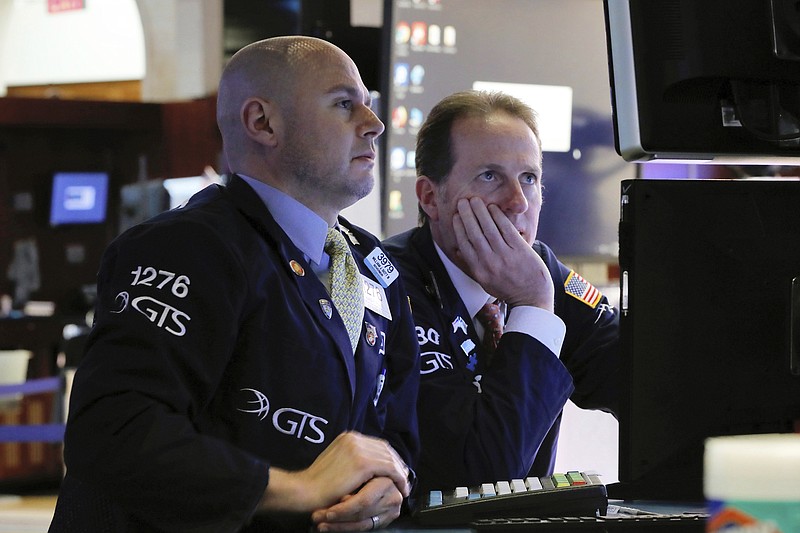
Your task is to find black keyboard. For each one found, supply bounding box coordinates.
[415,471,608,526]
[471,513,707,531]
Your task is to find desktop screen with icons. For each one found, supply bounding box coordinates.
[380,0,636,259]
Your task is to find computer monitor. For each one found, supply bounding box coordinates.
[49,171,109,226]
[381,0,635,256]
[612,178,800,501]
[604,0,800,164]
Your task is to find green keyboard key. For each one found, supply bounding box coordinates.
[552,473,570,488]
[566,471,587,486]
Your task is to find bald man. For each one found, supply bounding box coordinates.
[49,37,420,533]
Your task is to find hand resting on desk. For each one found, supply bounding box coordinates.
[260,432,411,531]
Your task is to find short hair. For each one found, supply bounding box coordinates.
[415,90,542,224]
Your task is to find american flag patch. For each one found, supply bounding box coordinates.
[564,271,602,308]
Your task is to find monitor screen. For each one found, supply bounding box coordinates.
[381,0,636,257]
[612,178,800,500]
[49,171,109,226]
[603,0,800,164]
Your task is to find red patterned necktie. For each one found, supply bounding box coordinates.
[477,300,504,355]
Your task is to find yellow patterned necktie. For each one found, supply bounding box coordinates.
[324,227,364,353]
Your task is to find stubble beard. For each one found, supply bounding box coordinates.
[283,131,374,212]
[292,160,373,211]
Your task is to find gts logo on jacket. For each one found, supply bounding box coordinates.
[238,388,329,444]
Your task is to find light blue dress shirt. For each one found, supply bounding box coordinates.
[238,174,332,279]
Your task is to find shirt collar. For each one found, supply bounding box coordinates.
[433,241,494,320]
[237,174,329,266]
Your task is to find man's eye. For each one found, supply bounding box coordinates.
[479,171,497,182]
[521,174,538,185]
[337,100,353,109]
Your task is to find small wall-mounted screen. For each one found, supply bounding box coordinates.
[50,171,109,226]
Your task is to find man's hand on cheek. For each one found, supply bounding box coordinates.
[453,197,554,311]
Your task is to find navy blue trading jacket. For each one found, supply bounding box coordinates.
[50,175,420,532]
[383,224,618,493]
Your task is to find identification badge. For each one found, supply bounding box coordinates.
[362,274,392,320]
[364,248,399,288]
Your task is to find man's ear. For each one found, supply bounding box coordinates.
[416,176,440,221]
[241,97,280,147]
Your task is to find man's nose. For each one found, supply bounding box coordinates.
[498,180,529,214]
[361,106,385,139]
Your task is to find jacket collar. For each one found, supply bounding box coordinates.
[224,174,359,399]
